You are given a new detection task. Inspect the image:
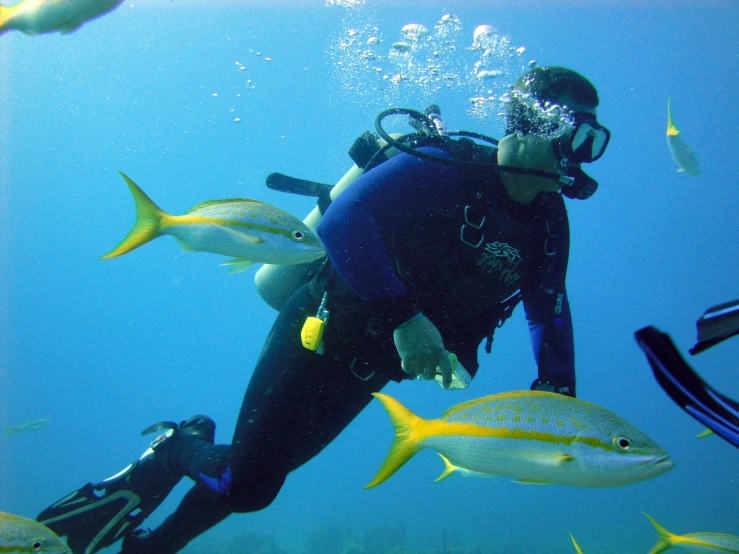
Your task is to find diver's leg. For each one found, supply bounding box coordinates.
[37,415,221,554]
[123,283,402,553]
[226,283,402,512]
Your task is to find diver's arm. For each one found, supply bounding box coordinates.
[521,199,576,397]
[523,288,576,396]
[317,147,458,327]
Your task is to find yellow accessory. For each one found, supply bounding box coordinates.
[301,292,329,352]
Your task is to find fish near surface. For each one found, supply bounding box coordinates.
[666,96,700,176]
[366,391,674,489]
[644,513,739,554]
[101,172,325,272]
[0,511,70,553]
[0,0,123,36]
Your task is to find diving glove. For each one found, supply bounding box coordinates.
[394,314,462,389]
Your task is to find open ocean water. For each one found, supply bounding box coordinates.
[1,1,738,553]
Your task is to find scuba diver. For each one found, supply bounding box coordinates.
[37,66,611,554]
[635,299,739,449]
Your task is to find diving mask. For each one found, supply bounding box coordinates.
[557,113,610,165]
[555,113,609,200]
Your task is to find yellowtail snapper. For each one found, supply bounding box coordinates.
[2,418,51,440]
[666,96,700,176]
[0,0,123,36]
[102,172,325,273]
[644,513,739,554]
[366,391,674,489]
[0,511,70,553]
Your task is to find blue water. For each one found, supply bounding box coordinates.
[1,1,738,553]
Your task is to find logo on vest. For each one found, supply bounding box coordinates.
[477,241,522,286]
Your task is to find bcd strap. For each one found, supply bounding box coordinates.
[484,291,523,354]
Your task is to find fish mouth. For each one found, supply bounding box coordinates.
[650,456,675,471]
[307,249,327,260]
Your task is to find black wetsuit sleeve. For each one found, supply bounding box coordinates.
[317,147,459,328]
[520,198,576,397]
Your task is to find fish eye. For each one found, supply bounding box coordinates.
[292,230,305,241]
[613,436,631,451]
[32,540,43,550]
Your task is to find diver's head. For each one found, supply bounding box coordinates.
[505,66,610,199]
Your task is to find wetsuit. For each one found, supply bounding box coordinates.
[122,146,575,553]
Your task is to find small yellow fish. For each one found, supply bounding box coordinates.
[695,428,715,439]
[366,391,674,489]
[569,533,586,554]
[102,172,325,272]
[2,418,51,440]
[0,0,123,36]
[0,511,70,553]
[666,96,700,176]
[644,512,739,553]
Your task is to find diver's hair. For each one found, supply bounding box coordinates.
[506,66,599,134]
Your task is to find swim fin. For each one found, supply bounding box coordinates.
[37,416,216,554]
[689,298,739,355]
[635,326,739,449]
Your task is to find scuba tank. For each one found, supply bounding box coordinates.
[255,104,497,310]
[255,104,557,311]
[254,133,404,311]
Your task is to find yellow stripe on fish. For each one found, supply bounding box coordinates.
[644,513,739,554]
[0,511,70,553]
[100,172,325,271]
[366,391,674,489]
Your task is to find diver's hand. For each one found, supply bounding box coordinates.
[393,314,453,389]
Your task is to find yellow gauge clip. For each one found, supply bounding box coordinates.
[301,316,325,351]
[301,292,329,352]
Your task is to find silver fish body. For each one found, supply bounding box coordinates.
[367,391,674,489]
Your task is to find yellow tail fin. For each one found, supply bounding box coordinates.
[666,96,680,137]
[364,393,426,489]
[643,513,675,554]
[0,5,14,35]
[100,172,167,260]
[569,533,585,554]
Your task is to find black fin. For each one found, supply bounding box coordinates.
[690,299,739,355]
[635,326,739,449]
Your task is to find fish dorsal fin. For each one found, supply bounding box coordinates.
[185,198,261,214]
[441,395,502,417]
[441,391,529,417]
[666,96,680,137]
